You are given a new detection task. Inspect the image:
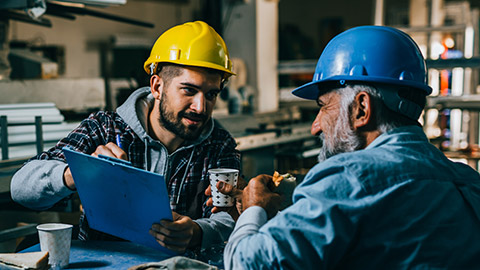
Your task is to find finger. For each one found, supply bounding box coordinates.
[211,206,231,213]
[248,175,276,193]
[206,197,213,207]
[151,223,190,240]
[151,223,170,236]
[149,227,190,242]
[91,144,114,158]
[149,229,189,253]
[205,185,212,196]
[171,211,180,220]
[104,142,128,160]
[217,181,243,198]
[91,143,128,160]
[160,215,191,231]
[253,174,273,186]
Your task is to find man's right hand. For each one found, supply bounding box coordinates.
[63,143,128,190]
[206,174,282,220]
[241,174,282,219]
[91,142,128,160]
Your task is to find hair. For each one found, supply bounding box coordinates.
[334,84,426,133]
[156,64,184,88]
[155,63,226,89]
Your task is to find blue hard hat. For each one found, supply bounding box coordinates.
[292,25,432,100]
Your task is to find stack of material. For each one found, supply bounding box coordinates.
[0,103,79,160]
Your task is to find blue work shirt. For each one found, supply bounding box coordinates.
[224,126,480,269]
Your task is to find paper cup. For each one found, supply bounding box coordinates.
[37,223,73,269]
[208,168,239,207]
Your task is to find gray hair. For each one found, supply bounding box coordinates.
[335,84,420,134]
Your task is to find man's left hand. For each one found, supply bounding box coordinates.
[149,211,202,253]
[206,181,243,221]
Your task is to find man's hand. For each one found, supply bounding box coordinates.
[62,143,128,190]
[63,166,76,190]
[205,176,246,221]
[242,174,282,219]
[149,212,202,254]
[91,142,128,160]
[206,181,243,221]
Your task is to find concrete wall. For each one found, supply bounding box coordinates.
[7,0,200,78]
[222,0,257,106]
[256,0,278,113]
[222,0,279,113]
[278,0,374,58]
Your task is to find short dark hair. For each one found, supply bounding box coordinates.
[156,64,183,87]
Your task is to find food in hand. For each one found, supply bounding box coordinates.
[272,171,297,210]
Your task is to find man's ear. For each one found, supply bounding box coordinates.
[150,75,163,99]
[352,91,373,130]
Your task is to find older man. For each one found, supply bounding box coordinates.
[11,21,241,253]
[223,26,480,269]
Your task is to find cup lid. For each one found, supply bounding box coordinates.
[36,223,73,231]
[208,168,239,174]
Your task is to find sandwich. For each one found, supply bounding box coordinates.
[0,251,49,270]
[271,171,297,210]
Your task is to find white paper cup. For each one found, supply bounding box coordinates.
[208,168,239,207]
[37,223,73,269]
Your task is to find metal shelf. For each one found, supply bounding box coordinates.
[427,95,480,110]
[278,60,316,75]
[426,57,480,69]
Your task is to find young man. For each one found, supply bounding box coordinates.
[222,26,480,269]
[11,21,241,253]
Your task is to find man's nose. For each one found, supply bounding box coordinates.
[191,93,206,113]
[311,111,322,136]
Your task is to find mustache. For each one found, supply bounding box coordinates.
[179,111,208,121]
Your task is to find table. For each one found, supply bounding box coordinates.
[23,240,173,269]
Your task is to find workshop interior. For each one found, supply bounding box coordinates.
[1,0,480,254]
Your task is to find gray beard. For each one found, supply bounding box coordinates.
[317,112,364,162]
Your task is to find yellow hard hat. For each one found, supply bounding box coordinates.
[144,21,235,79]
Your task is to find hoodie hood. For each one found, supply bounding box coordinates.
[116,86,214,149]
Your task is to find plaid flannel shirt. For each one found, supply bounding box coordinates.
[32,111,241,240]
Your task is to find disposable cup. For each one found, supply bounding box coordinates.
[208,168,239,207]
[37,223,73,269]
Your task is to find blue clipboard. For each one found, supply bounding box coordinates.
[63,147,174,254]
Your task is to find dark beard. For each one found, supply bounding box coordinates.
[158,93,208,140]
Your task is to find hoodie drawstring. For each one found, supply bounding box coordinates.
[176,146,195,205]
[144,138,149,171]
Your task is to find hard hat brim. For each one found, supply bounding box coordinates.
[144,60,236,79]
[292,76,433,100]
[291,81,320,100]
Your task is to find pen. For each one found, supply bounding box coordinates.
[116,134,122,149]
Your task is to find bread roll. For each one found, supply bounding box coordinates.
[0,251,49,270]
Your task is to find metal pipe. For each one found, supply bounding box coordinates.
[47,2,154,28]
[1,116,9,160]
[35,116,44,155]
